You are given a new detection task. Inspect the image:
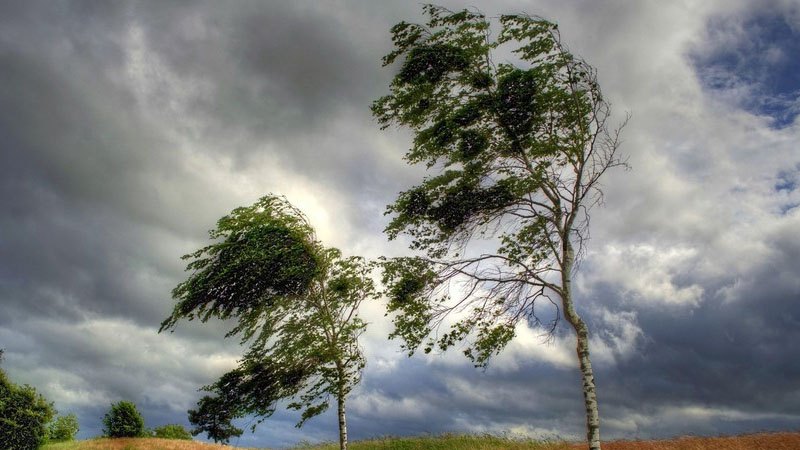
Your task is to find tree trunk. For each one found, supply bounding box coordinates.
[337,390,348,450]
[335,362,348,450]
[562,243,601,450]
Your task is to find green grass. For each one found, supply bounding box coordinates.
[41,441,84,450]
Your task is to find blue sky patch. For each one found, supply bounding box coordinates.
[775,163,800,192]
[692,10,800,127]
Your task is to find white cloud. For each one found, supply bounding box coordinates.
[492,324,577,371]
[581,244,704,306]
[590,310,644,365]
[2,316,240,413]
[349,390,435,421]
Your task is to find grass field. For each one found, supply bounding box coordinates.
[42,438,247,450]
[41,432,800,450]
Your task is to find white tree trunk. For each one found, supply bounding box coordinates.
[335,360,348,450]
[562,243,601,450]
[337,389,348,450]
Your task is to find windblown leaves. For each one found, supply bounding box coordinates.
[163,195,377,441]
[160,196,319,333]
[375,5,616,367]
[381,257,437,354]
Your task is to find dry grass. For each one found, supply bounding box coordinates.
[568,432,800,450]
[310,434,571,450]
[43,437,260,450]
[42,432,800,450]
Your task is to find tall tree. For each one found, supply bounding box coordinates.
[161,195,376,450]
[372,6,626,450]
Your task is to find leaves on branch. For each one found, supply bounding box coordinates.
[164,195,377,439]
[375,5,624,367]
[160,195,320,334]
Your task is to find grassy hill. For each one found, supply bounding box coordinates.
[41,432,800,450]
[42,438,247,450]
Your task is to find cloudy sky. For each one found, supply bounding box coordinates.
[1,0,799,447]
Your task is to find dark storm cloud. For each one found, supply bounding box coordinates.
[0,0,373,438]
[115,0,400,193]
[0,0,398,321]
[578,218,800,436]
[0,0,418,442]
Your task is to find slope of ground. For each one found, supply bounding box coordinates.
[41,432,800,450]
[568,432,800,450]
[42,437,255,450]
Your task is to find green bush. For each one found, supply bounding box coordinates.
[48,413,79,442]
[153,424,192,440]
[102,401,145,438]
[0,349,55,450]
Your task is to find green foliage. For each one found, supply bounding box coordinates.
[374,5,623,367]
[152,424,192,440]
[163,195,377,444]
[381,257,437,354]
[188,395,242,444]
[0,350,56,450]
[160,195,321,337]
[48,413,79,442]
[102,401,144,438]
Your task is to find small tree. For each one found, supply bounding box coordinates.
[161,195,377,450]
[373,6,626,450]
[0,349,55,450]
[103,401,145,438]
[48,413,79,442]
[153,424,192,440]
[187,395,242,444]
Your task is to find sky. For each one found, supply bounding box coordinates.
[1,0,799,447]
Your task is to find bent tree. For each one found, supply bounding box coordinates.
[161,195,376,450]
[372,6,625,450]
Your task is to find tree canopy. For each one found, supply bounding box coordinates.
[103,401,145,438]
[187,394,243,444]
[162,195,376,450]
[373,6,625,449]
[48,413,79,442]
[0,350,55,450]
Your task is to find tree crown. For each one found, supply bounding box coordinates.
[160,195,321,340]
[103,401,145,438]
[165,195,377,438]
[0,352,55,450]
[49,413,80,442]
[374,5,624,366]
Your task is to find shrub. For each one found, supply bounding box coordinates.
[153,424,192,440]
[0,349,56,450]
[48,413,80,442]
[102,401,145,437]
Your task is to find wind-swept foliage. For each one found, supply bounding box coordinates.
[162,195,376,450]
[161,196,320,337]
[373,6,626,450]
